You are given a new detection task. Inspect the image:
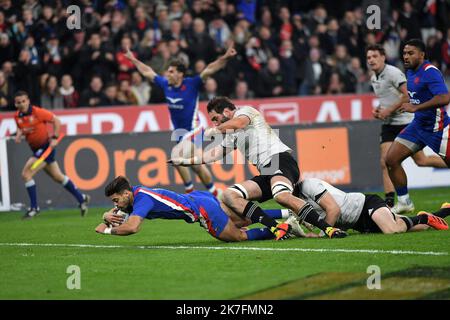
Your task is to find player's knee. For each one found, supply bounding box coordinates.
[272,181,293,206]
[224,184,248,203]
[22,170,31,181]
[384,155,398,169]
[380,157,388,170]
[413,157,427,167]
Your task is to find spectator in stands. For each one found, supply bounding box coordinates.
[200,77,218,101]
[209,16,231,50]
[0,33,14,65]
[441,28,450,75]
[185,18,216,63]
[0,70,14,111]
[80,33,115,88]
[116,36,137,82]
[131,71,150,106]
[60,74,79,109]
[43,33,63,77]
[14,49,40,103]
[117,79,139,105]
[41,75,63,110]
[231,80,254,100]
[168,39,189,68]
[80,76,104,107]
[256,57,286,97]
[299,47,328,96]
[325,72,345,95]
[100,82,124,107]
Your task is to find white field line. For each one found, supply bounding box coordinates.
[0,242,448,256]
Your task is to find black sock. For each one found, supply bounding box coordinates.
[400,216,426,230]
[243,202,278,229]
[433,208,450,219]
[385,192,395,207]
[297,203,332,232]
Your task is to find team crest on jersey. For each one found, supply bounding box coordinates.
[414,77,420,84]
[28,116,34,123]
[181,84,186,91]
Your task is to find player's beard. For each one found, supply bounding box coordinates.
[221,116,230,123]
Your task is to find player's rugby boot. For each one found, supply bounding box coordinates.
[416,211,448,230]
[22,207,40,219]
[391,201,415,215]
[80,194,91,217]
[325,227,347,238]
[271,222,292,240]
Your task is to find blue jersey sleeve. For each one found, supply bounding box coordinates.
[424,68,448,96]
[154,75,169,89]
[130,193,154,219]
[187,75,203,91]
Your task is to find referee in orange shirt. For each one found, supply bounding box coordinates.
[13,91,90,219]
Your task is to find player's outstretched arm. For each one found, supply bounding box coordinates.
[200,43,237,81]
[318,193,341,227]
[95,215,143,236]
[168,145,228,166]
[206,115,250,135]
[124,46,157,82]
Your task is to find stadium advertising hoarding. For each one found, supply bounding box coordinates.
[0,94,377,137]
[2,121,381,210]
[2,120,449,211]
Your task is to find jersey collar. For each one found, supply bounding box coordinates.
[18,105,33,117]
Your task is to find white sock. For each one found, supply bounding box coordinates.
[281,209,290,219]
[398,194,412,205]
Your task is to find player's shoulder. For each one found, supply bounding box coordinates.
[235,105,258,115]
[384,64,405,77]
[422,62,443,77]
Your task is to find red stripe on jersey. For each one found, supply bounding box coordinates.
[438,107,445,131]
[134,187,199,220]
[199,206,216,237]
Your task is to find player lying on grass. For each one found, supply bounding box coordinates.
[288,178,449,235]
[95,176,318,241]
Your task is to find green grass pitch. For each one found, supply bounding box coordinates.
[0,187,449,300]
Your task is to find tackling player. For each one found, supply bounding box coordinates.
[13,91,90,219]
[124,44,237,197]
[95,176,318,241]
[169,96,347,239]
[288,178,448,234]
[386,39,450,214]
[367,44,447,208]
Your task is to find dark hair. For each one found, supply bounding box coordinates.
[207,96,236,113]
[105,176,132,197]
[404,38,426,52]
[167,59,187,74]
[365,44,385,56]
[14,90,29,98]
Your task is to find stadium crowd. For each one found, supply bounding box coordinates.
[1,0,450,111]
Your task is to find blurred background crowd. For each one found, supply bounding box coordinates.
[1,0,450,111]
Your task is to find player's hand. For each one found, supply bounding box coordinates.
[49,138,58,148]
[399,103,417,113]
[377,108,392,120]
[95,223,108,234]
[124,46,134,61]
[372,107,380,119]
[223,43,237,59]
[204,127,220,137]
[103,209,125,225]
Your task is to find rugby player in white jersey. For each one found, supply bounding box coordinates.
[367,44,446,211]
[287,178,448,234]
[169,96,347,240]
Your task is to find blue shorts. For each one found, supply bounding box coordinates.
[32,143,56,164]
[189,191,229,238]
[396,121,450,159]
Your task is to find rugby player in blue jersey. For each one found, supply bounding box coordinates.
[95,176,318,241]
[386,39,450,214]
[124,45,237,197]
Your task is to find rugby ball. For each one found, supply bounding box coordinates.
[105,209,129,227]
